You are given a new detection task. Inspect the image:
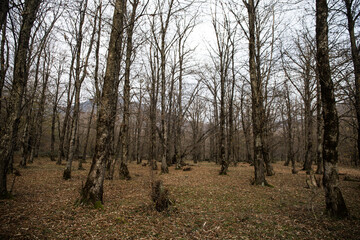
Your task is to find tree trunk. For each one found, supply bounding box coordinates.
[343,0,360,166]
[79,100,95,169]
[0,0,8,30]
[119,0,137,180]
[30,53,50,164]
[316,0,348,218]
[20,50,41,167]
[149,46,159,171]
[0,16,8,117]
[241,95,253,164]
[175,37,184,169]
[303,63,313,172]
[219,61,228,175]
[160,41,169,174]
[285,83,296,173]
[135,82,143,164]
[64,0,89,180]
[50,65,62,162]
[0,0,42,199]
[158,0,175,174]
[228,45,236,165]
[315,72,323,174]
[80,0,125,205]
[245,0,267,185]
[57,56,75,165]
[166,63,176,166]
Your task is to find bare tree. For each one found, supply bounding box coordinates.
[134,79,144,164]
[0,0,42,199]
[240,89,253,164]
[210,2,233,175]
[158,0,174,174]
[147,44,160,170]
[119,0,141,180]
[80,0,126,205]
[79,98,95,169]
[316,0,348,218]
[244,0,267,185]
[50,59,65,162]
[64,0,98,179]
[282,30,317,173]
[342,0,360,164]
[284,82,296,174]
[315,71,323,174]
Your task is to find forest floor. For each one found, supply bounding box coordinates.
[1,158,360,239]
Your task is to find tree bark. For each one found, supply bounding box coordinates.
[148,46,159,170]
[29,53,50,164]
[175,36,184,169]
[57,55,75,165]
[160,41,169,173]
[245,0,267,185]
[79,99,95,169]
[343,0,360,166]
[135,81,143,164]
[315,72,323,174]
[240,93,253,164]
[158,0,175,174]
[303,62,314,172]
[0,10,8,115]
[20,49,41,167]
[218,58,227,175]
[285,83,296,173]
[316,0,348,218]
[119,0,138,180]
[0,0,42,198]
[50,65,62,162]
[80,0,125,205]
[228,44,236,165]
[0,0,8,30]
[64,0,90,180]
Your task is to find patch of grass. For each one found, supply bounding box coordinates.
[115,217,127,224]
[94,201,104,210]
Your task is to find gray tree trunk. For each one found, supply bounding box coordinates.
[315,73,323,174]
[135,81,143,164]
[240,94,253,164]
[119,0,138,180]
[57,55,75,165]
[175,36,184,169]
[29,54,50,164]
[245,0,267,185]
[50,65,61,162]
[0,19,8,115]
[80,0,125,205]
[0,0,42,198]
[343,0,360,166]
[148,46,159,170]
[316,0,348,218]
[303,63,313,172]
[20,50,41,167]
[0,0,8,30]
[285,83,296,173]
[64,0,90,180]
[79,100,95,169]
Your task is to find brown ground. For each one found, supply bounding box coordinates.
[0,158,359,239]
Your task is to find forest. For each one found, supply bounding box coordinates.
[0,0,360,239]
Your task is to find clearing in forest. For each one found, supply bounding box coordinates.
[0,158,359,239]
